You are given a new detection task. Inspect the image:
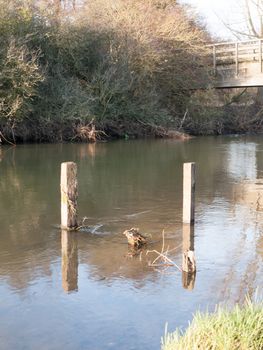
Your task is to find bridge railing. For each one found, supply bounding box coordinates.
[208,39,263,76]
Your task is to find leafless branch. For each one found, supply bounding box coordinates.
[146,230,182,272]
[245,0,260,37]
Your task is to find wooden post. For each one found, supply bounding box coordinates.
[61,230,78,292]
[213,45,216,75]
[61,162,78,229]
[182,224,196,273]
[182,224,196,290]
[182,271,196,290]
[183,162,196,224]
[235,42,239,76]
[259,39,262,73]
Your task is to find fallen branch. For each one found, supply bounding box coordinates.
[146,230,182,272]
[72,119,107,142]
[0,131,16,146]
[147,249,182,271]
[148,263,175,267]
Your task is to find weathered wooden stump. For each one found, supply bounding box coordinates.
[60,162,78,229]
[183,162,196,224]
[61,229,78,292]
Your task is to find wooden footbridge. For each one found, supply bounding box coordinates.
[209,39,263,88]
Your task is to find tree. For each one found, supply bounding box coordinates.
[244,0,263,37]
[223,0,263,39]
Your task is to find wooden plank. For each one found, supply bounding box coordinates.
[213,73,263,88]
[208,38,259,47]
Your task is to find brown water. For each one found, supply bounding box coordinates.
[0,137,262,350]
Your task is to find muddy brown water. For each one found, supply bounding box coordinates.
[0,137,262,350]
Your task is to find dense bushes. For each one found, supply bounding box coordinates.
[0,0,260,143]
[0,0,213,142]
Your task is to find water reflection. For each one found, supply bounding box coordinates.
[182,224,196,291]
[215,174,263,303]
[234,179,263,213]
[78,232,183,289]
[61,230,78,293]
[228,142,257,180]
[78,143,106,161]
[258,235,263,260]
[1,138,263,350]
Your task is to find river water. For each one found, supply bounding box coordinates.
[0,136,262,350]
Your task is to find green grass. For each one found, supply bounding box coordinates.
[162,299,263,350]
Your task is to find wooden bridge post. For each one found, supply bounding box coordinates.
[61,162,78,229]
[208,39,263,88]
[183,162,196,224]
[259,39,262,73]
[213,45,216,75]
[235,42,239,76]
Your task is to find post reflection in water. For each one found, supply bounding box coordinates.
[61,230,79,293]
[182,224,196,291]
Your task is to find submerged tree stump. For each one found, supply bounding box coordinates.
[61,162,78,229]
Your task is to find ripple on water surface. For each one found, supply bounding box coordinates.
[0,137,262,350]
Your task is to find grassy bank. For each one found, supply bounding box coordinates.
[162,300,263,350]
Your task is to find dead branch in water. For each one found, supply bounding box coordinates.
[137,120,192,140]
[72,119,107,142]
[0,131,16,146]
[146,230,182,272]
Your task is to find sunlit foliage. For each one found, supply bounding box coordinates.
[0,0,211,141]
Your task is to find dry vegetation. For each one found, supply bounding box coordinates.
[0,0,262,143]
[0,0,209,143]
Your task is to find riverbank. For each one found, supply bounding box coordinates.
[0,118,194,144]
[162,300,263,350]
[1,1,263,145]
[1,103,262,144]
[0,0,209,145]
